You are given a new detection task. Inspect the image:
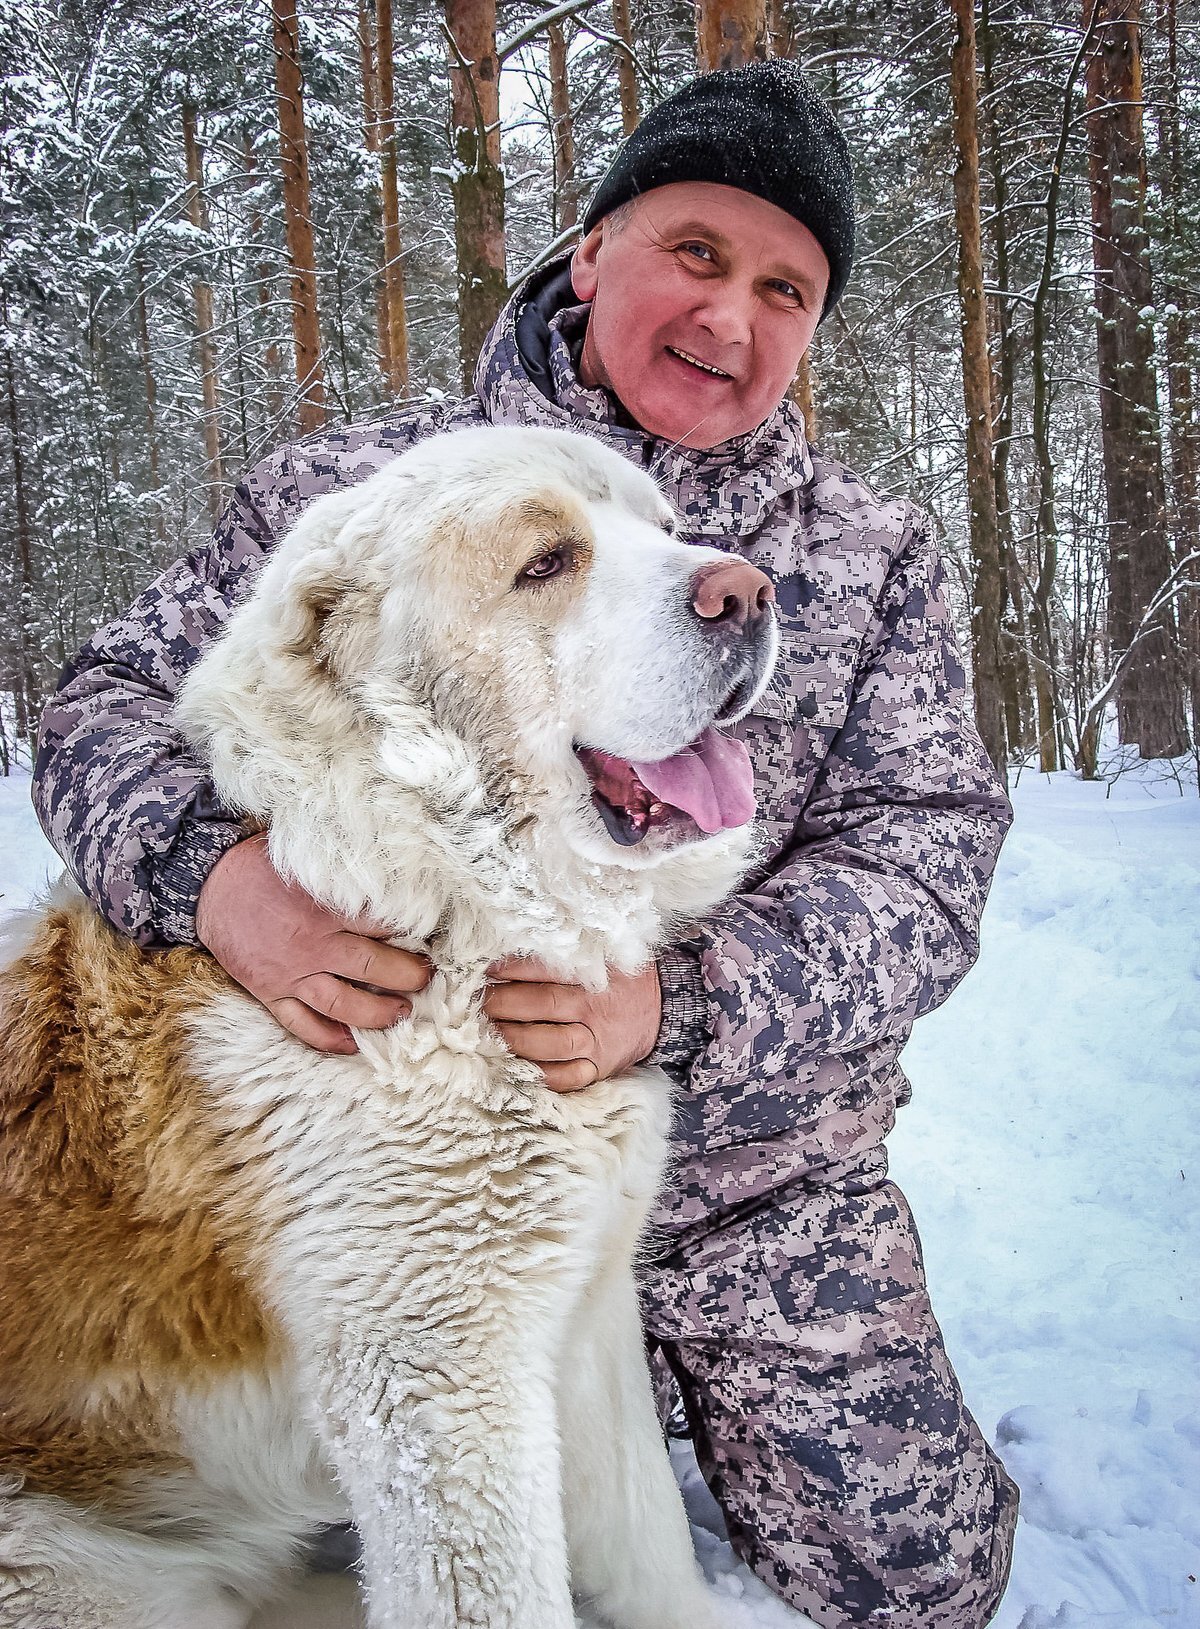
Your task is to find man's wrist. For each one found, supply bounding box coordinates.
[150,818,251,947]
[647,946,708,1074]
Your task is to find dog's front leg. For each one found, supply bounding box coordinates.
[310,1340,576,1629]
[558,1262,720,1629]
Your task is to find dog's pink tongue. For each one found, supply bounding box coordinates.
[631,728,756,834]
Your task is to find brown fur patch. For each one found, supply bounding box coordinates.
[419,490,595,611]
[0,899,278,1506]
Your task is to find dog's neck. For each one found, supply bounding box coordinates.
[185,643,749,988]
[266,776,699,988]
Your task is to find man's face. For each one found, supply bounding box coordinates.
[570,182,830,451]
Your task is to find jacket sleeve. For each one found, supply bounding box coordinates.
[653,516,1012,1103]
[32,445,297,947]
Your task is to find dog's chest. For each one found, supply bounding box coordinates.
[192,989,671,1347]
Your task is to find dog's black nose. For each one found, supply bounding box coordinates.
[690,559,775,637]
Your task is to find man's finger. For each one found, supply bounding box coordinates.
[539,1059,600,1093]
[484,979,583,1024]
[272,997,358,1055]
[295,972,412,1030]
[327,933,432,994]
[491,1020,596,1064]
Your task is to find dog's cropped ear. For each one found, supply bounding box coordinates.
[278,563,372,680]
[270,489,397,685]
[270,487,367,653]
[178,486,386,796]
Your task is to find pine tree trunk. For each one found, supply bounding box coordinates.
[1084,0,1187,758]
[1154,0,1199,739]
[548,22,578,234]
[133,266,158,492]
[768,8,817,441]
[356,0,392,384]
[766,0,793,60]
[949,0,1007,783]
[791,347,817,442]
[180,101,225,523]
[127,197,160,491]
[979,0,1033,755]
[132,249,166,544]
[445,0,507,392]
[697,0,767,71]
[610,0,640,135]
[271,0,327,433]
[1026,14,1095,772]
[375,0,410,396]
[4,343,39,757]
[242,134,285,429]
[128,204,162,492]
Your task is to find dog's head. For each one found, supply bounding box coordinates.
[179,427,777,950]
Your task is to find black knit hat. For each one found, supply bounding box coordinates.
[583,60,855,318]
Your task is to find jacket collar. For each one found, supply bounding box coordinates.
[474,257,814,540]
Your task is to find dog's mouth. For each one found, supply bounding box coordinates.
[574,728,756,848]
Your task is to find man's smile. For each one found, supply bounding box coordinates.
[665,345,735,380]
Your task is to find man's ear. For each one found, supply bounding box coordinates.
[571,224,604,302]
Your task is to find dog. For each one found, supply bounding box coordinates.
[0,426,777,1629]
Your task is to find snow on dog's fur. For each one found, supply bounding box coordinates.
[0,427,777,1629]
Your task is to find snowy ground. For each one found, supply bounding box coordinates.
[0,761,1197,1629]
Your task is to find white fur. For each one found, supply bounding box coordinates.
[4,428,775,1628]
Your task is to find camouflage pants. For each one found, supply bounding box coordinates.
[642,1148,1018,1629]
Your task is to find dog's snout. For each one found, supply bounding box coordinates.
[690,560,775,636]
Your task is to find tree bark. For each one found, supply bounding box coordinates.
[129,217,160,489]
[356,0,392,383]
[949,0,1007,783]
[130,237,168,546]
[766,0,793,60]
[3,342,39,756]
[548,22,578,234]
[1084,0,1187,757]
[610,0,640,135]
[791,348,817,442]
[375,0,411,396]
[243,133,285,428]
[271,0,327,433]
[768,12,816,438]
[1025,13,1102,772]
[979,0,1033,756]
[697,0,767,71]
[180,101,224,523]
[1153,0,1199,738]
[133,274,158,494]
[445,0,507,392]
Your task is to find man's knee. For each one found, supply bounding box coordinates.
[643,1162,1019,1629]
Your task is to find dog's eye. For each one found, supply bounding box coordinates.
[517,550,566,585]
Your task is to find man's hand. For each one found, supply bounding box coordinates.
[483,956,662,1092]
[196,834,431,1054]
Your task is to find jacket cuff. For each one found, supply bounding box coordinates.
[148,818,249,947]
[648,946,709,1074]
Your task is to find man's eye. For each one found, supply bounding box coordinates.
[680,241,715,263]
[770,280,805,306]
[517,550,565,585]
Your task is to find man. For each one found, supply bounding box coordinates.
[33,60,1017,1628]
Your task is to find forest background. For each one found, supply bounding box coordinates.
[2,0,1197,792]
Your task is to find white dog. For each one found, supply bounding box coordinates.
[0,426,777,1629]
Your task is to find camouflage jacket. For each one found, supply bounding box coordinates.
[34,261,1011,1230]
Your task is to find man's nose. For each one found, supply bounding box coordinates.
[695,281,755,348]
[690,559,775,636]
